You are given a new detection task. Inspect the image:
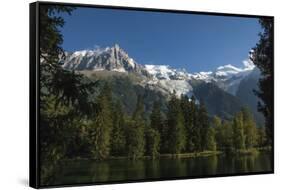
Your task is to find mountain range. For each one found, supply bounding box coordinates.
[61,44,264,125]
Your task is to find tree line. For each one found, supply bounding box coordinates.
[42,83,268,164]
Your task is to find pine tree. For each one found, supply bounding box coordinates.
[206,127,217,151]
[180,95,193,152]
[198,101,209,151]
[185,96,197,152]
[250,18,273,144]
[191,97,201,152]
[145,127,160,159]
[126,95,145,159]
[242,107,258,149]
[125,119,145,160]
[150,101,163,132]
[40,5,95,116]
[89,84,113,160]
[213,116,222,149]
[257,127,267,147]
[133,95,145,121]
[39,5,74,65]
[215,117,233,152]
[38,6,97,183]
[222,121,234,152]
[150,101,165,153]
[232,112,245,150]
[167,91,186,155]
[160,121,169,153]
[110,100,126,156]
[40,95,79,183]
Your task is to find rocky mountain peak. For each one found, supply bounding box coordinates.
[61,44,147,75]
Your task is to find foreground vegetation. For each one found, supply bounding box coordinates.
[43,85,268,160]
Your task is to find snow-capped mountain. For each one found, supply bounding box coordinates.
[145,65,189,80]
[61,44,256,97]
[143,60,255,95]
[189,59,255,95]
[62,44,148,76]
[142,65,194,97]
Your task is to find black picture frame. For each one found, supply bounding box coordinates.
[30,1,274,188]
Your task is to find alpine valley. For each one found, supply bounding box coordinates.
[61,44,264,125]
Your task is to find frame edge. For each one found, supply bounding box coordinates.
[29,1,39,189]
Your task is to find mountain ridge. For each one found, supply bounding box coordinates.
[60,44,263,125]
[61,44,257,97]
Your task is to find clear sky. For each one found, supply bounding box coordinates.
[59,7,261,72]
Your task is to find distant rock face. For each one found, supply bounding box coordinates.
[62,44,148,76]
[61,44,257,97]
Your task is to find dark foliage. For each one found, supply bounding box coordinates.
[193,82,244,120]
[250,18,273,143]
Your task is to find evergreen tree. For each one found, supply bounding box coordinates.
[40,5,95,116]
[188,96,197,152]
[213,116,223,149]
[89,84,113,160]
[167,91,186,154]
[250,18,273,143]
[242,107,258,149]
[38,6,96,183]
[215,117,233,152]
[257,127,267,147]
[110,100,126,156]
[39,5,74,65]
[133,95,145,121]
[150,101,163,132]
[126,96,145,159]
[125,119,145,160]
[180,95,193,152]
[190,97,202,152]
[40,95,80,183]
[232,112,246,150]
[198,101,209,151]
[150,101,165,153]
[159,120,170,153]
[222,121,234,152]
[145,127,160,159]
[206,127,217,151]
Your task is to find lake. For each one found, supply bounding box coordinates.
[49,152,272,186]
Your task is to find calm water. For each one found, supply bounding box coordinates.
[50,152,272,185]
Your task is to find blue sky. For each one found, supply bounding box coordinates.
[59,7,261,72]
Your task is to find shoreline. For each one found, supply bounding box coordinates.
[62,147,272,162]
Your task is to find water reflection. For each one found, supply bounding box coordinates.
[49,152,272,186]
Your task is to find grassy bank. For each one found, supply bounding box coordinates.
[108,151,222,160]
[235,148,259,155]
[257,146,272,152]
[63,151,222,161]
[159,151,222,159]
[229,146,272,156]
[63,147,272,162]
